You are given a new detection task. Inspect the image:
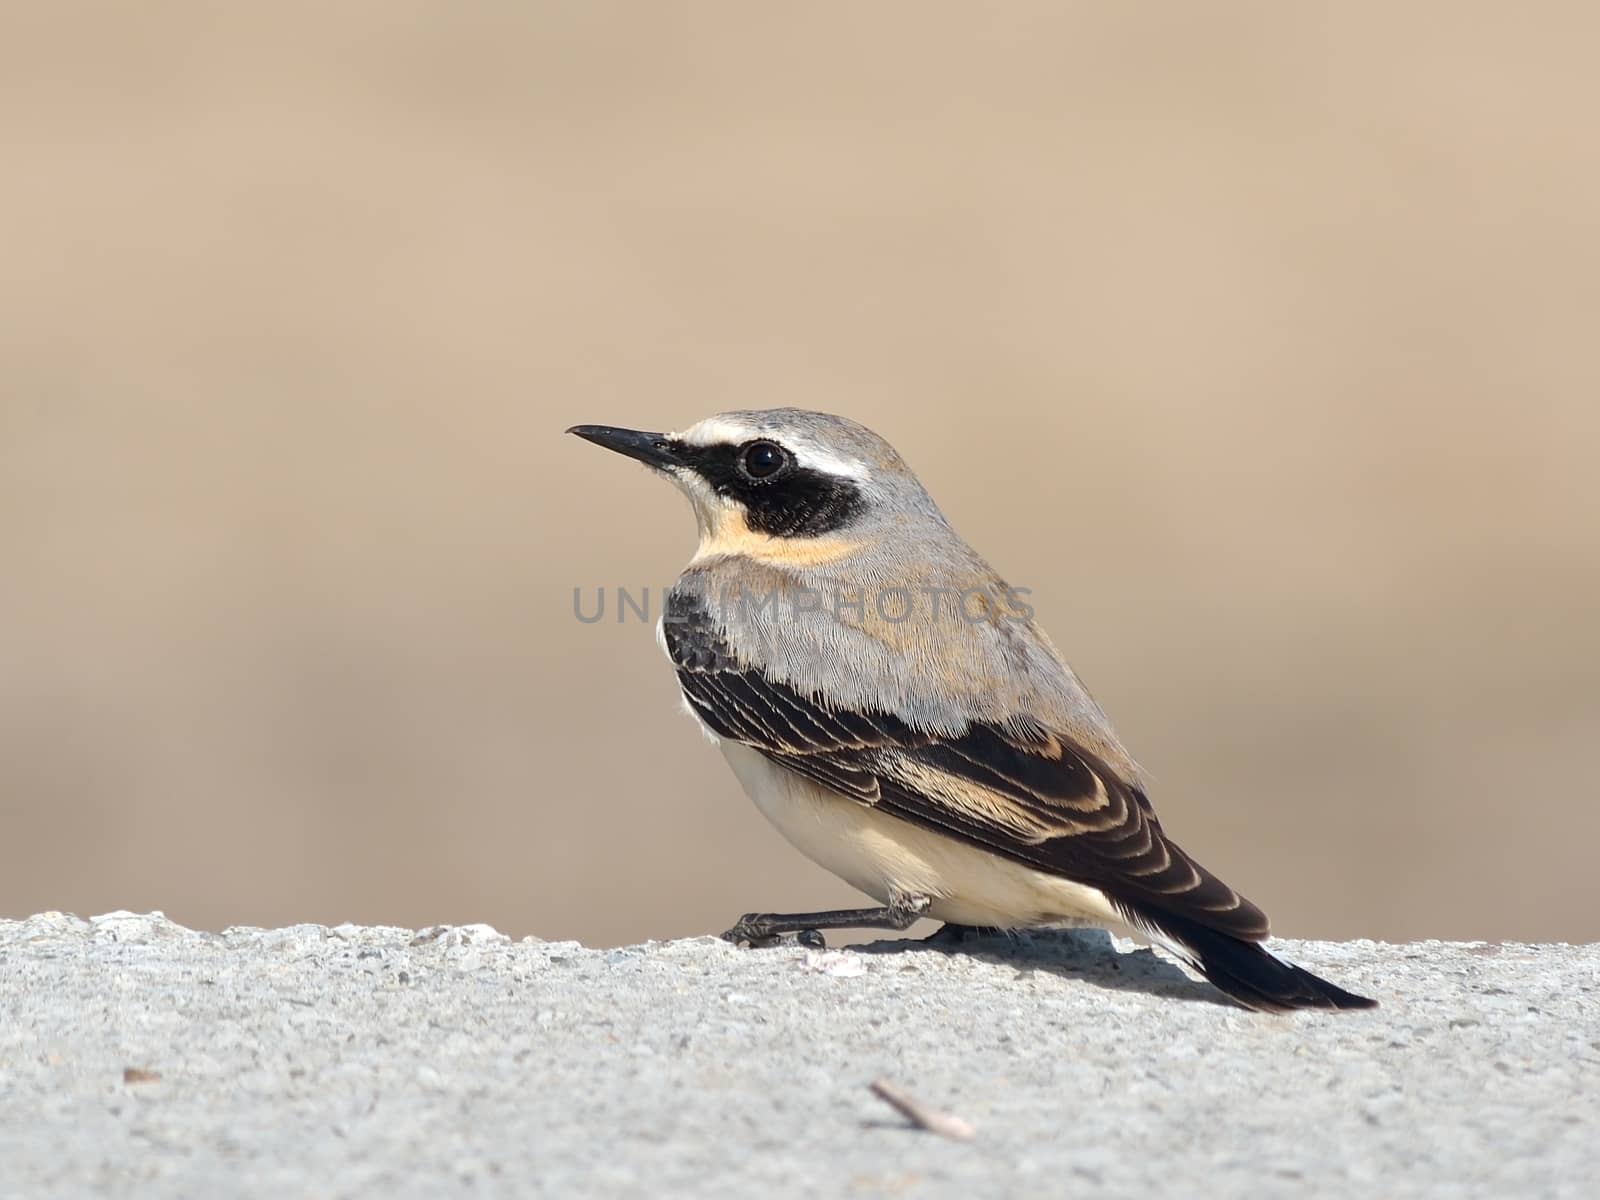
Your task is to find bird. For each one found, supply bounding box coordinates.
[567,409,1375,1012]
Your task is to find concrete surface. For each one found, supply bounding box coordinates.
[1,912,1596,1198]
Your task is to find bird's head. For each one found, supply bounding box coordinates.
[567,408,946,566]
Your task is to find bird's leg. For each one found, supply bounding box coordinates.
[722,894,932,949]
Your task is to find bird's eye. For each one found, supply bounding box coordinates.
[738,440,788,480]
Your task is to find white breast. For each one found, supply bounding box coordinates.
[716,740,1125,932]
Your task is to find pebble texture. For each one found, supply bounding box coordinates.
[2,912,1596,1198]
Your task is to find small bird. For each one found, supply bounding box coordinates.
[568,410,1375,1012]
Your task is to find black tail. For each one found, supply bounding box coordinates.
[1121,904,1377,1013]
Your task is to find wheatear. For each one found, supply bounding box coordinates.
[569,409,1374,1012]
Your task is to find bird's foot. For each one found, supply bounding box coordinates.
[720,896,932,947]
[721,914,825,949]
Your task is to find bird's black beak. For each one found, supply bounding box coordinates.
[565,425,681,470]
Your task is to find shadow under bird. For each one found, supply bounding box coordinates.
[568,409,1375,1013]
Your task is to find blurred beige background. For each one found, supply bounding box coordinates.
[2,3,1596,946]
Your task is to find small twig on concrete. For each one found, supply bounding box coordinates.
[869,1079,975,1141]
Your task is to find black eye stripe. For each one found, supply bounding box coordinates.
[666,438,864,537]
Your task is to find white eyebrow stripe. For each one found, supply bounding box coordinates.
[676,417,756,446]
[790,447,870,480]
[675,418,871,481]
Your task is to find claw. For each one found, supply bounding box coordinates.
[721,913,781,947]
